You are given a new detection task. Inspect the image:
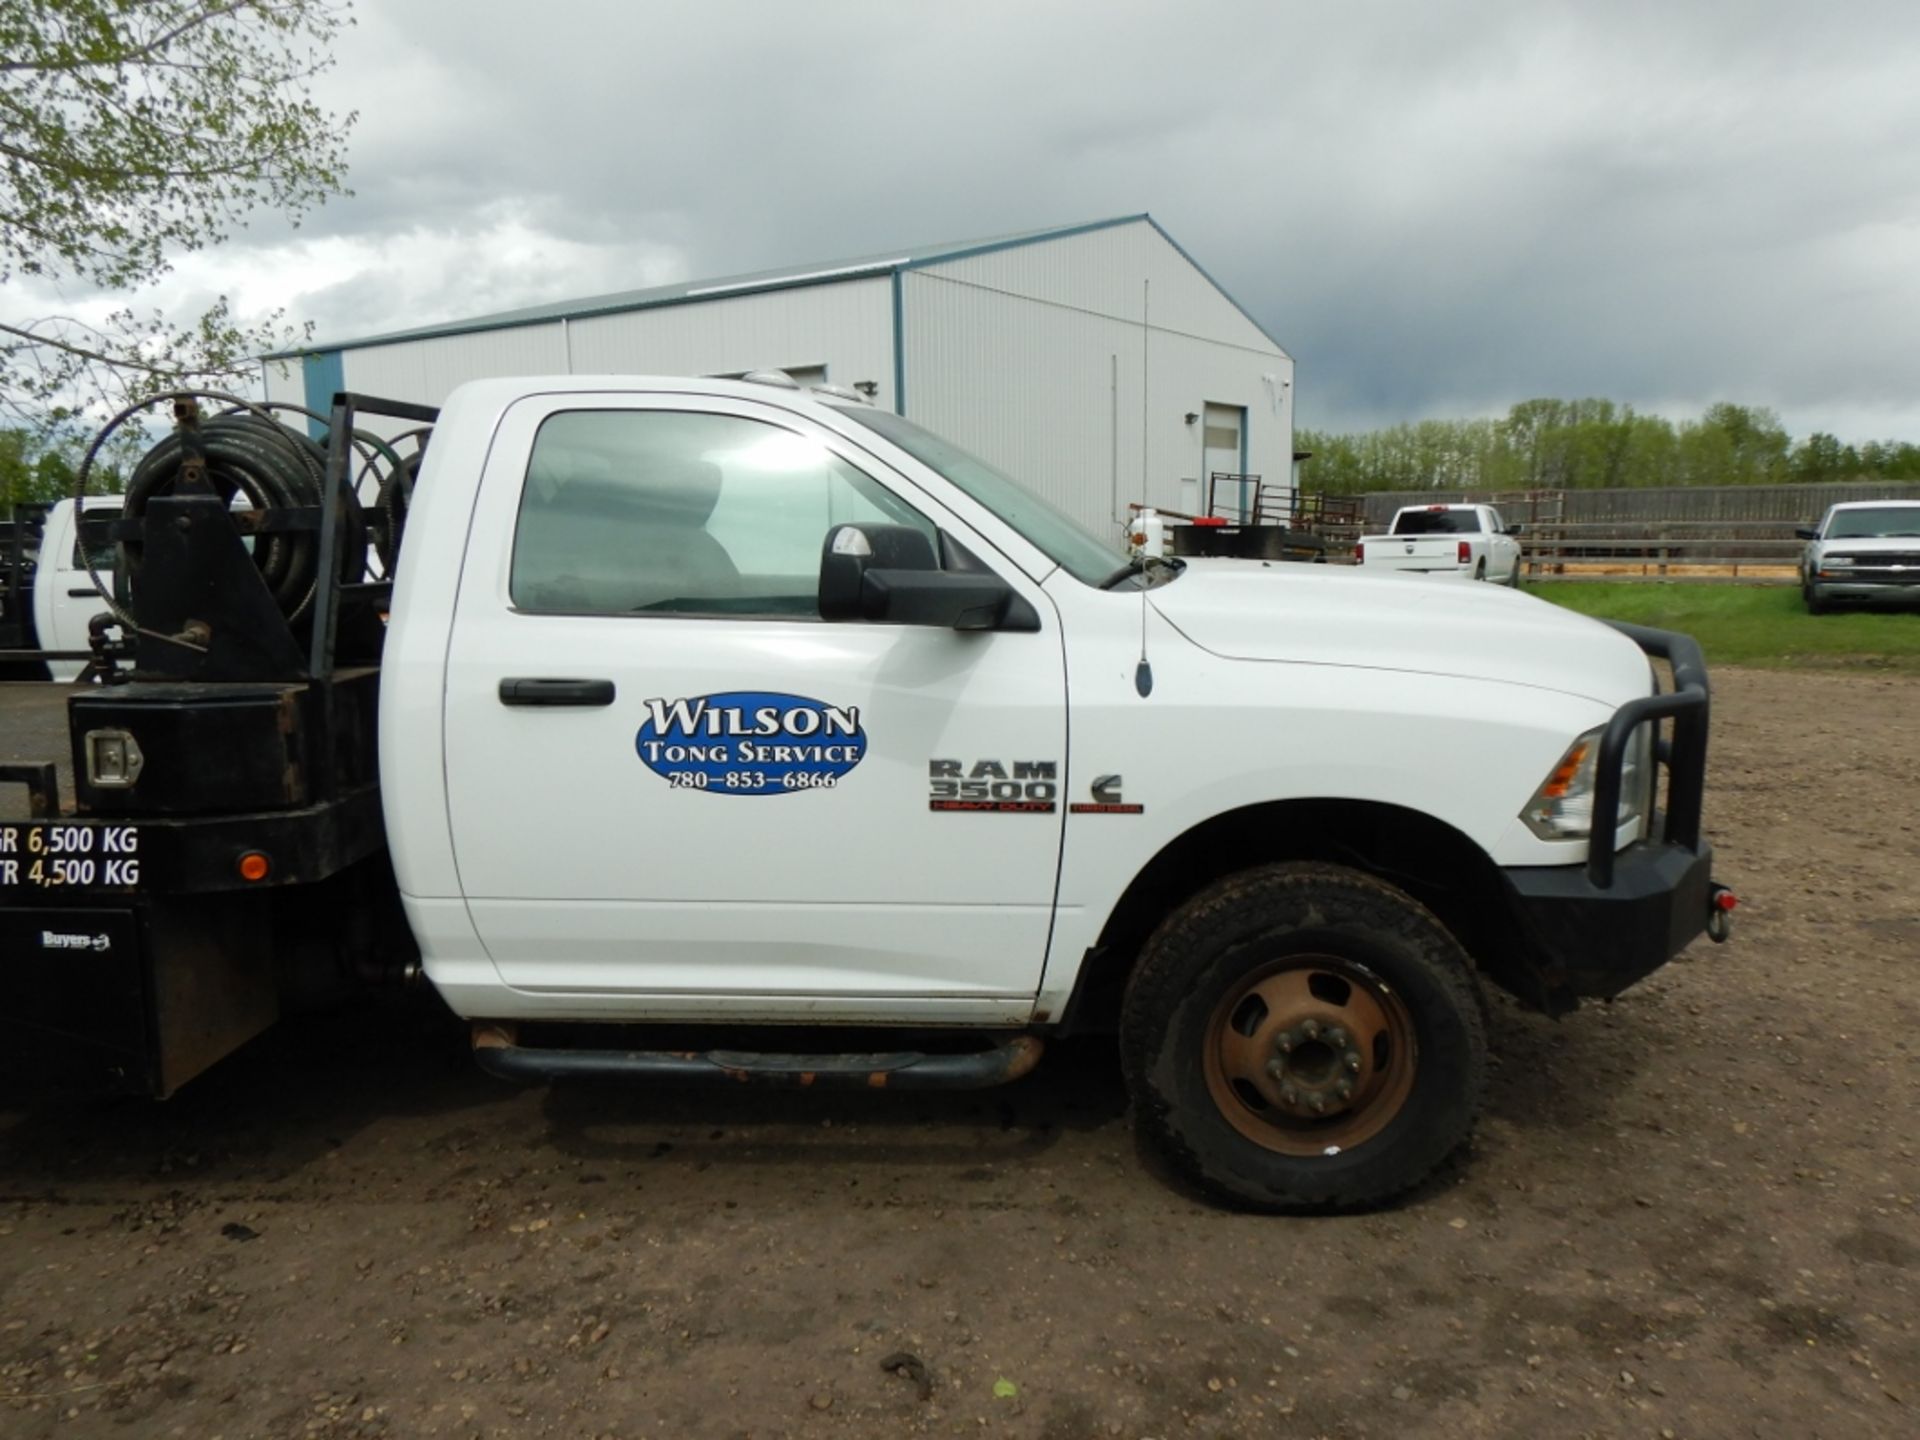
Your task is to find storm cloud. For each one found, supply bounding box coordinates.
[40,0,1920,439]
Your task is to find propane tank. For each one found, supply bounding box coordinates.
[1128,507,1170,559]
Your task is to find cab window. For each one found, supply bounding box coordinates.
[510,410,932,617]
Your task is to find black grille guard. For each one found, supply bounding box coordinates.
[1589,621,1709,889]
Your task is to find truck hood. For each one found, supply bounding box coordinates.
[1148,560,1652,706]
[1815,535,1920,555]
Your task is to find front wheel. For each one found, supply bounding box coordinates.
[1473,559,1488,581]
[1120,863,1488,1212]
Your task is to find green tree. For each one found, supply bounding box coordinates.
[1298,400,1920,494]
[1694,403,1790,484]
[1857,440,1920,480]
[1791,431,1861,483]
[0,0,355,429]
[0,426,115,504]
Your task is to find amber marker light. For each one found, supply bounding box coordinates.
[238,851,271,882]
[1538,742,1590,800]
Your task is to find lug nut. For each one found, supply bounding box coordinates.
[1309,1095,1328,1114]
[1266,1060,1285,1080]
[1279,1086,1298,1106]
[1326,1027,1347,1048]
[1336,1081,1353,1100]
[1345,1052,1362,1073]
[1302,1020,1320,1040]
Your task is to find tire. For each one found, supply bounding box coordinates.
[1120,862,1488,1213]
[1804,582,1829,615]
[1506,562,1523,589]
[1474,560,1488,582]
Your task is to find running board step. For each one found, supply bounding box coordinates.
[471,1023,1044,1091]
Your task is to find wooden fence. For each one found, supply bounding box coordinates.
[1306,482,1920,581]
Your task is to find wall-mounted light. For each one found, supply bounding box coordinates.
[853,380,879,398]
[1184,412,1199,425]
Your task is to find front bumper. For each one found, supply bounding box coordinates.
[1503,839,1714,999]
[1500,620,1726,1004]
[1810,578,1920,603]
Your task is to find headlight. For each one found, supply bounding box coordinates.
[1521,724,1654,841]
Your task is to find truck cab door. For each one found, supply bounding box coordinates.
[440,393,1068,1022]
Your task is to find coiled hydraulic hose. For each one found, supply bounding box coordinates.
[122,412,338,619]
[72,393,423,659]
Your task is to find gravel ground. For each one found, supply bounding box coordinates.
[1,666,1916,1439]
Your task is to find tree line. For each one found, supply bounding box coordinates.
[1296,400,1920,495]
[0,428,124,507]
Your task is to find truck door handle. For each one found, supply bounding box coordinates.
[68,587,103,598]
[498,677,616,707]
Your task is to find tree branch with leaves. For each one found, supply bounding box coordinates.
[0,0,355,430]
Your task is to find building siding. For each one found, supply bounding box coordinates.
[902,270,1146,542]
[564,278,896,409]
[343,325,570,413]
[265,225,1292,538]
[904,255,1293,537]
[923,219,1284,357]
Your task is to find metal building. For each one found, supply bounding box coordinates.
[263,215,1294,541]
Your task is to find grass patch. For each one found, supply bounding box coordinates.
[1527,582,1920,670]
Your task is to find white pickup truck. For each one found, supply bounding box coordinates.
[32,497,118,680]
[0,497,116,681]
[0,378,1730,1213]
[1357,503,1524,585]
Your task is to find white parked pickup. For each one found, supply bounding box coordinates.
[31,497,119,680]
[1357,504,1523,586]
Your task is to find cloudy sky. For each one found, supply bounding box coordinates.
[124,1,1920,439]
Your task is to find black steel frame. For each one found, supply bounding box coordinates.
[309,392,438,681]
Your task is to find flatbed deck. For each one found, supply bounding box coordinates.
[0,682,77,821]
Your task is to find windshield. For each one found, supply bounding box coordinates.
[1392,509,1484,535]
[1825,506,1920,539]
[830,406,1124,585]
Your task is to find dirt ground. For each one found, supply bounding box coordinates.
[2,667,1916,1439]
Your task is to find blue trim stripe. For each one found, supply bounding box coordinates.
[895,213,1148,274]
[301,351,344,439]
[891,270,906,415]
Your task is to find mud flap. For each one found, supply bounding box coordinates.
[0,907,149,1093]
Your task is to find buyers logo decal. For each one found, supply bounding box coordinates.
[1069,773,1143,815]
[41,931,111,952]
[929,759,1058,813]
[637,692,865,795]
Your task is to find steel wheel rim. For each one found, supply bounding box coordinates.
[1202,955,1419,1157]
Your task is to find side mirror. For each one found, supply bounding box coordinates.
[819,523,1035,631]
[1794,527,1819,541]
[1506,524,1524,537]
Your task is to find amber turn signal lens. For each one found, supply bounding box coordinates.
[1538,743,1590,800]
[237,851,271,882]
